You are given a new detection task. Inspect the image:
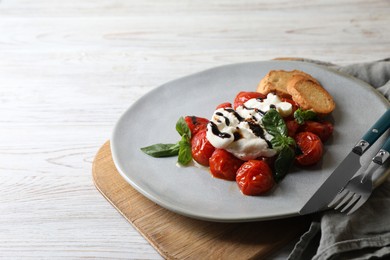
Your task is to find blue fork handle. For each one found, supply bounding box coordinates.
[369,135,390,186]
[355,108,390,155]
[381,134,390,154]
[373,135,390,165]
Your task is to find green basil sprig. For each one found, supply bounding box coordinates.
[140,143,180,157]
[294,108,317,125]
[140,117,192,165]
[262,109,296,182]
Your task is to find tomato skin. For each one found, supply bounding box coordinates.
[216,102,232,110]
[286,119,300,138]
[257,156,277,170]
[295,132,323,166]
[299,121,333,142]
[236,160,274,196]
[191,129,215,166]
[209,149,244,181]
[184,116,209,137]
[233,92,266,109]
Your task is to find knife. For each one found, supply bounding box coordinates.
[299,108,390,215]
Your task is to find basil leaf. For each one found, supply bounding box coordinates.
[141,116,194,165]
[178,136,192,165]
[271,135,296,151]
[285,136,296,146]
[262,109,287,137]
[274,146,295,182]
[140,143,180,157]
[176,117,191,139]
[294,108,317,125]
[262,109,297,182]
[270,135,284,150]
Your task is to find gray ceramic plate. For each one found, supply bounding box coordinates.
[111,61,390,222]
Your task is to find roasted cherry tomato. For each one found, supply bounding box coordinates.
[209,149,244,181]
[233,91,266,109]
[294,132,323,166]
[236,160,274,196]
[216,102,232,110]
[299,121,333,142]
[191,129,215,166]
[257,155,277,170]
[185,116,209,137]
[286,119,300,138]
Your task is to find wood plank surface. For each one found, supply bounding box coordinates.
[93,141,311,260]
[0,0,389,258]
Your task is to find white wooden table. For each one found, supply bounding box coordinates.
[1,0,389,258]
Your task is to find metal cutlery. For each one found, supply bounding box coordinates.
[299,108,390,215]
[328,137,390,214]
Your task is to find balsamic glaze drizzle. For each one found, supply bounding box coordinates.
[242,105,266,116]
[210,106,272,148]
[246,120,266,139]
[224,108,244,122]
[209,121,231,139]
[215,112,230,126]
[233,131,242,141]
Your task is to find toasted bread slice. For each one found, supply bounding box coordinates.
[257,70,318,98]
[287,75,335,115]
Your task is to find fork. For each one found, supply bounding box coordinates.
[328,137,390,215]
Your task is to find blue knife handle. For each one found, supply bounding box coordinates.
[354,108,390,155]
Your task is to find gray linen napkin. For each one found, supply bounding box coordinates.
[288,58,390,260]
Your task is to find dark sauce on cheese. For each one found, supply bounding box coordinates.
[210,106,273,148]
[224,108,244,122]
[233,131,242,141]
[243,105,266,116]
[247,120,265,139]
[216,112,230,126]
[209,121,231,139]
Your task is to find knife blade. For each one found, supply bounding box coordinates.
[299,108,390,215]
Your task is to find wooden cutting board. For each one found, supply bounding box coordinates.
[92,141,311,259]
